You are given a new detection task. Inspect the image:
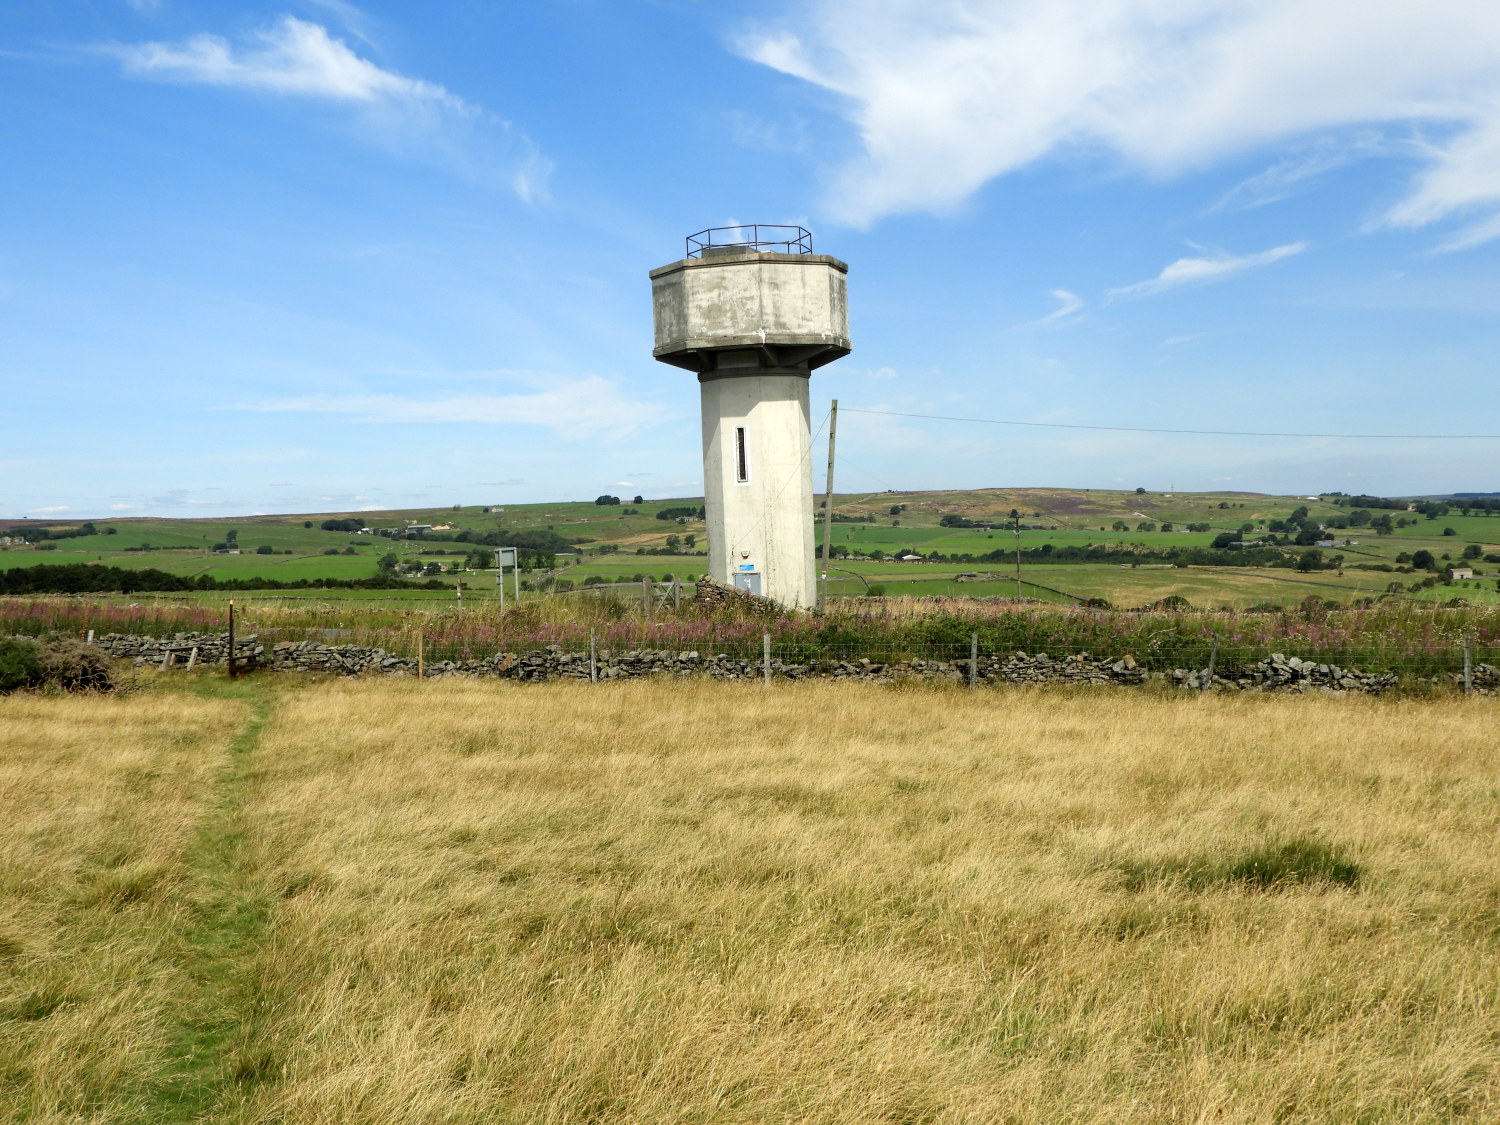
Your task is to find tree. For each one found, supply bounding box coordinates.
[377,552,399,576]
[1442,527,1457,536]
[665,534,681,550]
[255,545,275,555]
[1112,521,1130,532]
[1462,543,1483,559]
[594,495,621,506]
[1136,521,1156,532]
[684,534,696,550]
[1211,532,1241,549]
[1371,515,1394,536]
[1134,487,1146,494]
[1296,549,1323,572]
[888,505,902,516]
[303,520,314,528]
[1412,549,1436,571]
[225,530,238,543]
[633,495,644,505]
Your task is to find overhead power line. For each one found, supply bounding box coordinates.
[843,408,1500,441]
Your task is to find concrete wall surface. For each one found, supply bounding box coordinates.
[652,252,849,361]
[700,374,816,608]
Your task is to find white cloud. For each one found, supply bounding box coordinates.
[109,502,142,511]
[236,376,669,440]
[741,0,1500,242]
[111,17,549,200]
[1110,241,1305,298]
[116,16,460,105]
[28,505,70,514]
[1038,288,1084,323]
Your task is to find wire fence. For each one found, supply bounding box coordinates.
[9,596,1500,687]
[183,625,1500,688]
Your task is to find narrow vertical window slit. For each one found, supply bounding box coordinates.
[735,426,749,483]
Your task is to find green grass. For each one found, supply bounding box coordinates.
[8,488,1500,611]
[136,681,276,1123]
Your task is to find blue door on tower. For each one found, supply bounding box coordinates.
[733,571,762,596]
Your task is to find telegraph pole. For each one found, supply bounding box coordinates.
[818,399,839,612]
[1011,509,1022,600]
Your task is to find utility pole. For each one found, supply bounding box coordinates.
[818,399,839,613]
[1011,509,1022,600]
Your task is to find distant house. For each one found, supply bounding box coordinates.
[356,527,373,535]
[899,554,923,561]
[483,507,505,514]
[1315,540,1337,548]
[1450,567,1475,580]
[405,525,434,536]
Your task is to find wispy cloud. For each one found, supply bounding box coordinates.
[235,376,669,440]
[28,505,70,514]
[110,16,550,200]
[1210,137,1389,212]
[1037,288,1085,324]
[741,0,1500,244]
[1110,242,1306,299]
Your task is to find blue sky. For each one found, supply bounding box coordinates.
[5,0,1500,518]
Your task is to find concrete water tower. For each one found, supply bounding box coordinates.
[650,226,850,608]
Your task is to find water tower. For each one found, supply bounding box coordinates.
[650,226,850,608]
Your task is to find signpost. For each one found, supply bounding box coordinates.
[496,547,519,612]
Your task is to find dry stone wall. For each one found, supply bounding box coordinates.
[71,631,1480,694]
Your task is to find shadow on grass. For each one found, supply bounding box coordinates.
[1117,838,1361,893]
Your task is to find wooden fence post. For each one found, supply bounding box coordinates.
[590,630,598,683]
[227,600,237,680]
[1463,635,1473,696]
[969,632,978,690]
[417,630,424,681]
[763,633,772,686]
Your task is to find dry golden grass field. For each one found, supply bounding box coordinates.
[3,676,1499,1124]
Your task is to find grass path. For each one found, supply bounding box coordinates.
[132,679,278,1124]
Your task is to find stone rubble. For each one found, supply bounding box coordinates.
[67,631,1475,694]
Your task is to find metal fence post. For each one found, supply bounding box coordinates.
[969,632,978,690]
[763,632,772,686]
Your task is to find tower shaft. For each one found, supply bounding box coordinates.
[650,234,849,609]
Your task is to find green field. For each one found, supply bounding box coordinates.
[5,488,1499,610]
